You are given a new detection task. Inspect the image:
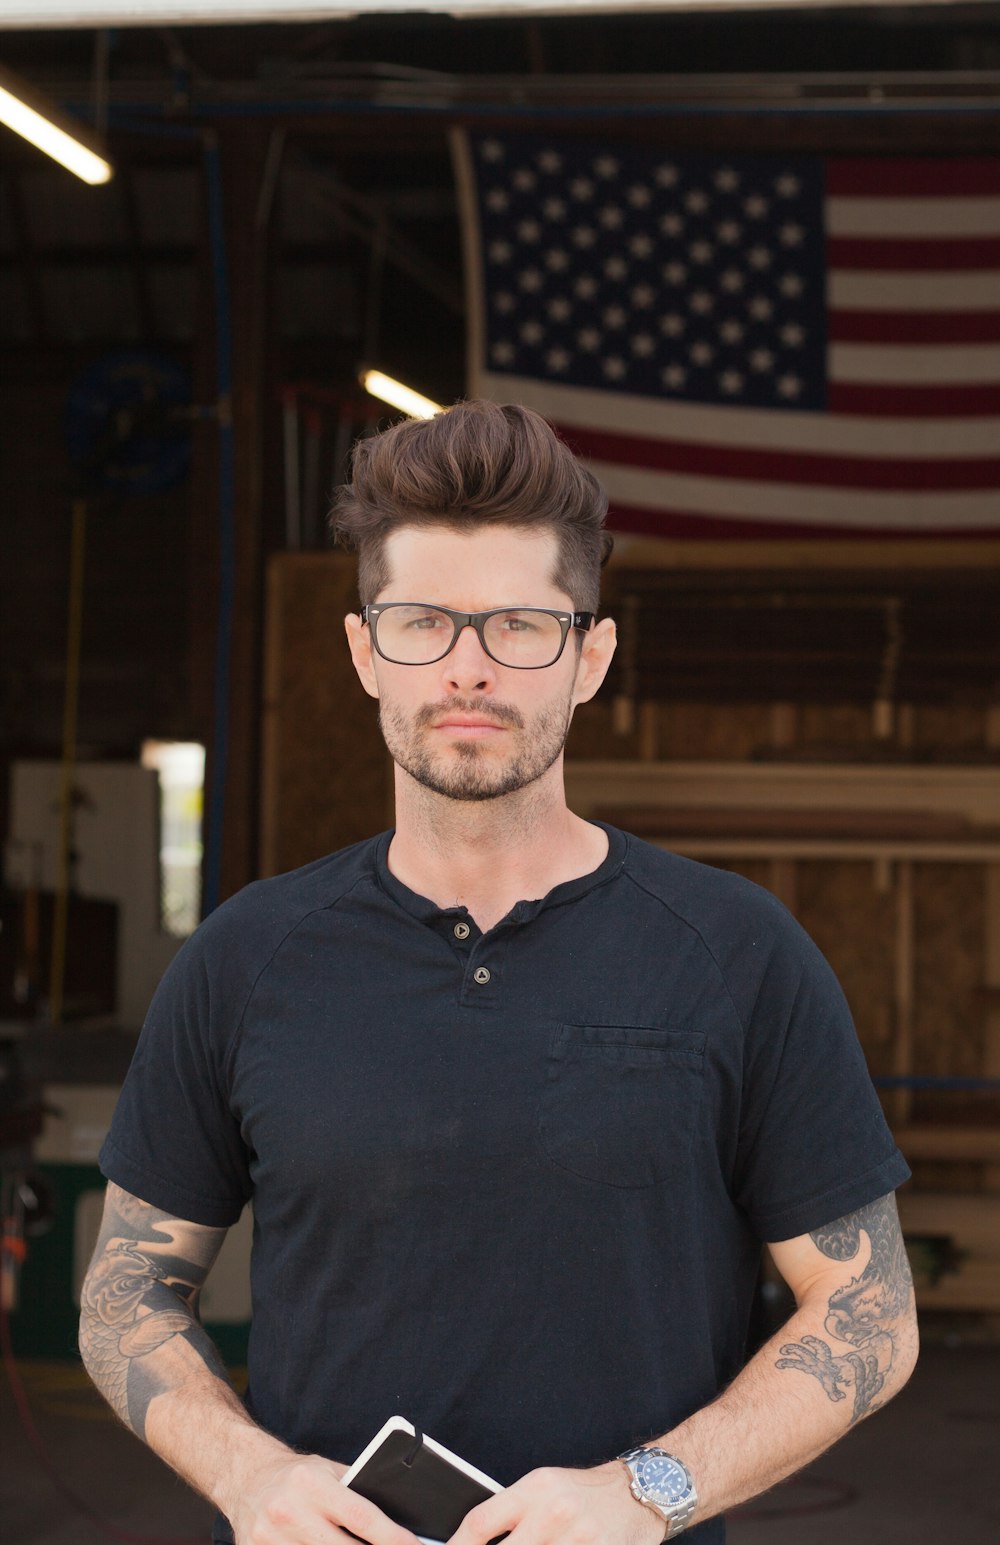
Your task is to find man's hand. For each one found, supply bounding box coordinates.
[447,1461,663,1545]
[227,1452,423,1545]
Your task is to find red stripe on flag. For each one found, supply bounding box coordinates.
[826,159,1000,199]
[828,235,1000,271]
[605,503,1000,542]
[827,382,1000,417]
[829,310,1000,344]
[554,423,1000,493]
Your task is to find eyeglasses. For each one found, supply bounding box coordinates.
[361,602,595,669]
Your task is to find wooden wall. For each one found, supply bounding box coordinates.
[261,551,1000,1309]
[261,553,390,877]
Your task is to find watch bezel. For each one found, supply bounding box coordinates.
[619,1445,697,1539]
[633,1450,692,1506]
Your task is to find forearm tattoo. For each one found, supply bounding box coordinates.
[79,1187,230,1439]
[775,1193,915,1424]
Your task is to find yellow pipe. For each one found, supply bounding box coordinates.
[49,498,87,1027]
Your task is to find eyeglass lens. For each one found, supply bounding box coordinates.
[374,605,566,667]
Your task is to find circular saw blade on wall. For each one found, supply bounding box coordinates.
[65,349,192,496]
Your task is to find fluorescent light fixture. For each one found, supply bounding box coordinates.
[0,1,968,24]
[362,370,443,420]
[0,65,112,184]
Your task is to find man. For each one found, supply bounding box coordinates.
[81,400,917,1545]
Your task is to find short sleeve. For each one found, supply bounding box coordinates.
[730,904,910,1242]
[99,913,253,1227]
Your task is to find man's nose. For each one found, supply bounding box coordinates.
[442,623,496,693]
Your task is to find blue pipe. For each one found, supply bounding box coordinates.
[201,133,235,918]
[82,96,1000,127]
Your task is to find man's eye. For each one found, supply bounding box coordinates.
[500,614,539,633]
[405,613,447,631]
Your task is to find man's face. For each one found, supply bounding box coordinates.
[345,524,615,804]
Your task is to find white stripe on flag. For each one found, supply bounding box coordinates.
[830,343,1000,385]
[479,372,1000,458]
[828,271,1000,311]
[827,196,1000,239]
[592,460,1000,530]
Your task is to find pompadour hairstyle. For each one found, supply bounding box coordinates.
[330,398,613,613]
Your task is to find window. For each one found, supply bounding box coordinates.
[141,740,205,937]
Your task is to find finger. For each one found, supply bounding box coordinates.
[327,1484,425,1545]
[449,1474,580,1545]
[448,1487,524,1545]
[254,1466,422,1545]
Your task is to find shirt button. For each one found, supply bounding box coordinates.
[473,966,491,985]
[454,922,471,940]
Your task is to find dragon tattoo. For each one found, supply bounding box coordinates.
[775,1194,914,1423]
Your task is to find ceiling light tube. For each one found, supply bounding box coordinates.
[362,370,443,419]
[0,64,112,185]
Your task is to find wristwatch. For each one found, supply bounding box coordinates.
[618,1444,698,1539]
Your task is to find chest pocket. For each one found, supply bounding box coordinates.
[538,1023,705,1188]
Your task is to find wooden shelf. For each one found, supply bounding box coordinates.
[893,1126,1000,1164]
[656,838,1000,863]
[566,761,1000,828]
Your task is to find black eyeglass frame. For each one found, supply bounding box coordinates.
[361,602,596,669]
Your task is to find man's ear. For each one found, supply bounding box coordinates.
[344,613,380,700]
[572,616,617,707]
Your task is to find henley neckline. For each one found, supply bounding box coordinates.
[373,820,628,931]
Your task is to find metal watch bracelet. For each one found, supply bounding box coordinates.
[618,1445,698,1540]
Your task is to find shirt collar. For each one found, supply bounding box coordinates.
[374,822,627,930]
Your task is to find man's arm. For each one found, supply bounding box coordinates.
[447,1190,918,1545]
[79,1182,420,1545]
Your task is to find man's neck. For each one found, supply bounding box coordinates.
[387,767,609,933]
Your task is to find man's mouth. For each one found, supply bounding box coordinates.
[417,698,525,734]
[433,716,507,736]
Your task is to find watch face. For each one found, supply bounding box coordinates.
[635,1452,691,1505]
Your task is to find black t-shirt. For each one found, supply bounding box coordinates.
[100,825,909,1543]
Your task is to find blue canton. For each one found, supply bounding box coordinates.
[472,133,828,412]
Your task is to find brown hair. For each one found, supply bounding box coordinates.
[331,399,613,612]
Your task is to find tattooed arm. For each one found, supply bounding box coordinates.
[446,1192,918,1545]
[79,1183,419,1545]
[639,1190,918,1527]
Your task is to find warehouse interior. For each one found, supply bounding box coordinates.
[1,2,999,1542]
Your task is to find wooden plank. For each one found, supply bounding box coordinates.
[649,839,1000,863]
[769,859,797,914]
[638,701,660,762]
[892,861,915,1125]
[608,537,1000,572]
[595,807,978,840]
[893,1126,1000,1163]
[769,702,797,751]
[566,761,1000,827]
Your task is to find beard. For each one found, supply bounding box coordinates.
[379,692,574,803]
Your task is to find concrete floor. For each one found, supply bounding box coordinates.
[2,1341,998,1545]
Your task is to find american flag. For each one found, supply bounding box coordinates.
[453,130,1000,537]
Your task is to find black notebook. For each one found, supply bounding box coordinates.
[342,1416,502,1544]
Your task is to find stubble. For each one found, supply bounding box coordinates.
[379,692,574,802]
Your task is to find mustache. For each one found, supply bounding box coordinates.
[414,695,525,731]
